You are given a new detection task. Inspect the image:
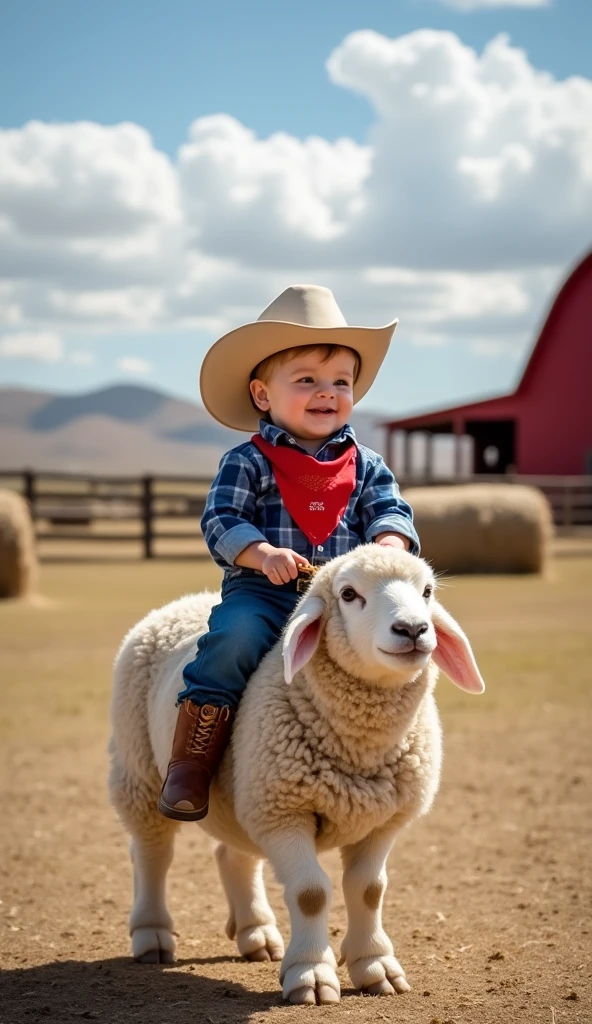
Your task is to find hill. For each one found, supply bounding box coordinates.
[0,383,388,475]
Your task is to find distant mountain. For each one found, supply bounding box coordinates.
[0,383,389,475]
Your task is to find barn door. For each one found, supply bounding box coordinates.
[466,419,516,474]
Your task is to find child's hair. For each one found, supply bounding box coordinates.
[250,343,361,387]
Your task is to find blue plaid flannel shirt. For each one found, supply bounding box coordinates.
[201,418,419,574]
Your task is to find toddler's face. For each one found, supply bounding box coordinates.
[250,349,356,443]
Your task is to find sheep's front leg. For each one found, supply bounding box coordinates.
[340,829,411,996]
[260,820,340,1005]
[215,844,284,962]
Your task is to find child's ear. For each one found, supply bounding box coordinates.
[250,378,270,411]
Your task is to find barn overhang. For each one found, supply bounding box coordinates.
[382,251,592,477]
[382,392,522,476]
[382,390,520,432]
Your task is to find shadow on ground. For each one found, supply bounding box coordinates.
[1,956,283,1023]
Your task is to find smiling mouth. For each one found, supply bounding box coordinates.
[307,408,336,415]
[378,647,428,659]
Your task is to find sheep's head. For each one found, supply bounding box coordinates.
[283,545,484,694]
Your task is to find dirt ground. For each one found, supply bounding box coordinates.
[1,541,591,1024]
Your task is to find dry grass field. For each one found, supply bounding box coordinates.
[1,541,591,1024]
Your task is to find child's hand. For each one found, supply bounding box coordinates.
[262,547,310,585]
[375,531,410,551]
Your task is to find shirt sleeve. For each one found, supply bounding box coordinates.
[358,453,420,555]
[200,449,268,567]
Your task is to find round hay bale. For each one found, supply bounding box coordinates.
[403,483,553,575]
[0,489,38,598]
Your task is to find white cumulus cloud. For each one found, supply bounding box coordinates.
[0,119,185,317]
[0,330,63,361]
[0,120,180,237]
[117,356,152,375]
[326,30,592,269]
[0,29,589,374]
[178,114,371,264]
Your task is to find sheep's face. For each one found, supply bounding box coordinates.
[328,552,436,683]
[283,545,485,694]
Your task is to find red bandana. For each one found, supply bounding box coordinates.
[251,433,357,546]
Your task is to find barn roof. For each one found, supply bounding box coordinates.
[382,249,592,431]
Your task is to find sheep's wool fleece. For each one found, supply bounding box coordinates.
[110,547,443,859]
[0,489,37,599]
[222,637,442,852]
[403,483,552,575]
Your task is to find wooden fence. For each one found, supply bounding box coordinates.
[0,469,591,559]
[0,469,211,559]
[398,473,592,530]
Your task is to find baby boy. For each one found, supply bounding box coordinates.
[159,284,419,821]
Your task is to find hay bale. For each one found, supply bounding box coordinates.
[0,489,38,598]
[403,483,553,575]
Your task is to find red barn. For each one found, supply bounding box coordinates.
[383,251,592,477]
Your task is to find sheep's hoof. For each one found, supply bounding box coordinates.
[247,947,270,962]
[289,985,340,1005]
[131,926,176,965]
[135,948,176,965]
[237,924,284,963]
[289,986,316,1005]
[364,979,396,996]
[349,954,410,995]
[282,962,341,1005]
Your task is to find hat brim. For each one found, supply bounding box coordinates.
[199,318,398,431]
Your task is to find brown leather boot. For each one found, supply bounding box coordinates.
[158,700,233,822]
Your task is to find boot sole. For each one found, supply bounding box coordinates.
[158,796,208,822]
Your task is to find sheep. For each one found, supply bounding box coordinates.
[109,545,485,1005]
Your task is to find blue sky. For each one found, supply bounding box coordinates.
[2,0,590,154]
[0,0,590,416]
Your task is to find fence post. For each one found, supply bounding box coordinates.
[23,469,36,516]
[563,484,573,532]
[142,475,154,559]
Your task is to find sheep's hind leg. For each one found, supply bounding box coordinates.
[110,761,178,964]
[339,828,410,996]
[259,820,340,1005]
[215,844,284,962]
[129,820,177,964]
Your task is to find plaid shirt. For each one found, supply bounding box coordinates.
[202,419,419,573]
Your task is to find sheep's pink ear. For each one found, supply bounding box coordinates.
[283,597,325,684]
[431,602,485,694]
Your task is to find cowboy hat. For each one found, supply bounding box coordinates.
[199,284,398,431]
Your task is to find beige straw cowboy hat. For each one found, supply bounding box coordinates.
[199,284,398,431]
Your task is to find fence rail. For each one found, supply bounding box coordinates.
[1,469,591,558]
[0,468,212,558]
[399,473,592,529]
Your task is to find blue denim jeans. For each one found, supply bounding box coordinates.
[177,571,302,711]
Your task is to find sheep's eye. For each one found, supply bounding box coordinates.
[423,584,433,601]
[340,586,358,603]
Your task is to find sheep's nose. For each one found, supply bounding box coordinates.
[391,621,429,641]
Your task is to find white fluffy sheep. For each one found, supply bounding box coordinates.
[109,545,484,1005]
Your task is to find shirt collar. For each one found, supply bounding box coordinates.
[258,418,356,450]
